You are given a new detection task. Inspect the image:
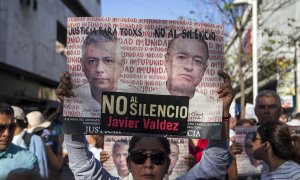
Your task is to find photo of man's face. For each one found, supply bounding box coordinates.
[165,37,208,95]
[81,41,123,93]
[168,143,179,175]
[112,144,129,175]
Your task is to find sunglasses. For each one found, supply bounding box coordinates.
[0,123,16,133]
[129,150,167,165]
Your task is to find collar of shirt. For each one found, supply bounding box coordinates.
[0,145,13,158]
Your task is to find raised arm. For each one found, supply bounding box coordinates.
[177,70,234,179]
[64,134,118,180]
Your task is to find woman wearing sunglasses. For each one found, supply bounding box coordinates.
[65,133,229,180]
[252,121,300,179]
[62,72,234,180]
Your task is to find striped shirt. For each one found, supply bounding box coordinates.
[261,161,300,180]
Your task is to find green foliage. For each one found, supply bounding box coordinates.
[268,39,276,45]
[224,3,232,11]
[259,58,277,77]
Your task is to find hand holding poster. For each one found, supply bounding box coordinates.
[63,17,224,139]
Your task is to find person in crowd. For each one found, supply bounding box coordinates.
[0,102,39,179]
[86,135,104,161]
[244,132,262,168]
[254,90,282,124]
[229,117,237,146]
[11,106,48,178]
[6,168,42,180]
[230,90,284,178]
[57,66,234,179]
[109,140,131,179]
[236,118,256,127]
[253,120,300,179]
[65,133,229,180]
[27,111,64,180]
[228,118,260,180]
[188,138,208,164]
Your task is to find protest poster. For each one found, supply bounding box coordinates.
[63,17,224,139]
[235,126,262,177]
[103,136,189,180]
[101,92,189,136]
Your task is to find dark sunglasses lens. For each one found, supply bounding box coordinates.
[151,152,166,165]
[0,125,6,132]
[130,151,166,165]
[0,124,16,132]
[130,151,147,164]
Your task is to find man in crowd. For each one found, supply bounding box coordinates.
[0,102,39,179]
[12,106,48,178]
[229,90,283,179]
[254,90,282,123]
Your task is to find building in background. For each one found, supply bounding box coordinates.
[225,0,300,117]
[0,0,100,112]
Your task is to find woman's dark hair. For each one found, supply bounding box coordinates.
[257,121,300,163]
[128,135,171,155]
[236,118,256,126]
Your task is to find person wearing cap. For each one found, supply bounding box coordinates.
[27,111,64,179]
[12,106,49,179]
[0,102,39,179]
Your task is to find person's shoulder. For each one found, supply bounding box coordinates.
[269,161,300,179]
[7,143,26,153]
[281,160,300,169]
[30,133,43,142]
[8,143,37,161]
[29,134,45,147]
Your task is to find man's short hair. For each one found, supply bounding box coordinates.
[255,90,281,108]
[112,140,128,154]
[0,102,14,116]
[166,33,209,60]
[81,30,122,64]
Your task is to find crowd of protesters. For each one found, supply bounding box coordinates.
[2,88,300,180]
[1,29,300,180]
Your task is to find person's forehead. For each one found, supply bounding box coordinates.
[0,114,14,124]
[257,96,277,104]
[133,137,164,151]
